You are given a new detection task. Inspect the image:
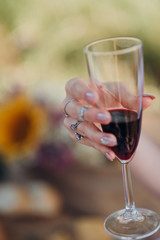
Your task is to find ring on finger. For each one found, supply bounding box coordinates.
[64,98,74,117]
[70,121,81,131]
[75,132,84,141]
[79,105,92,121]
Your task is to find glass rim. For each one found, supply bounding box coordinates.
[83,37,143,56]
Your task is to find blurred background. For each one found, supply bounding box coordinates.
[0,0,159,239]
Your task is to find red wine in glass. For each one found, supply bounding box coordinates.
[102,109,142,161]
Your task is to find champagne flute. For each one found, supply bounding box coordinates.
[84,37,159,239]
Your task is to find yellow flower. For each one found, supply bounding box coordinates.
[0,95,46,159]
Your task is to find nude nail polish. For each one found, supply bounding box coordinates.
[101,137,116,145]
[86,92,97,102]
[97,113,111,122]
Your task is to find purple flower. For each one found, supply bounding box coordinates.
[34,142,75,175]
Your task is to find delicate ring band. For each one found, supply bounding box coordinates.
[70,121,81,131]
[79,105,92,121]
[64,98,74,117]
[75,132,84,141]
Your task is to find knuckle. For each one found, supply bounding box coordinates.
[65,79,73,91]
[63,118,69,128]
[66,78,77,93]
[66,78,87,98]
[61,98,67,112]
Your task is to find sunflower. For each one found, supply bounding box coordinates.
[0,95,46,159]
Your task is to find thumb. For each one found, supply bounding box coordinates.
[143,94,155,110]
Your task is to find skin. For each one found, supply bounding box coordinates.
[62,78,155,161]
[131,132,160,197]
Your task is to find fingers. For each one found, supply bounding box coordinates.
[63,79,155,122]
[64,117,117,146]
[102,82,155,110]
[62,78,155,163]
[64,117,117,153]
[128,94,155,110]
[69,130,115,161]
[62,99,111,124]
[127,94,155,110]
[65,78,98,104]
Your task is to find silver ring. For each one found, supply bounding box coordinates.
[79,105,92,121]
[75,133,84,141]
[64,98,74,117]
[70,121,81,131]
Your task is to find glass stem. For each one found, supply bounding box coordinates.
[122,163,135,212]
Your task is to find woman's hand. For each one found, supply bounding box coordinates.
[62,78,155,161]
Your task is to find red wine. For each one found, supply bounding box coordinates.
[102,109,142,161]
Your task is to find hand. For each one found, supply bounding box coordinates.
[62,78,155,161]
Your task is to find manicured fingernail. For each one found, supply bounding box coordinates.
[101,137,117,145]
[97,113,111,122]
[86,92,97,102]
[143,94,155,100]
[105,152,114,161]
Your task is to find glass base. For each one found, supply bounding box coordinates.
[104,208,160,239]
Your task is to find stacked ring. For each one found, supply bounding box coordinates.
[79,105,92,121]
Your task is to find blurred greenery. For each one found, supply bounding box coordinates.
[0,0,160,107]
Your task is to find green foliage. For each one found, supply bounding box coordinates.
[0,0,160,91]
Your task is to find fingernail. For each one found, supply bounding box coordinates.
[97,113,111,122]
[105,152,114,161]
[143,94,155,100]
[86,92,97,102]
[101,137,117,145]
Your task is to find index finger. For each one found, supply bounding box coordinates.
[102,82,155,110]
[65,78,98,104]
